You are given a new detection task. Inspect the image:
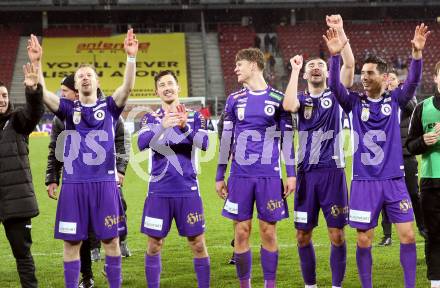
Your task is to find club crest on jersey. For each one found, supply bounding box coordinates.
[264,104,275,116]
[237,107,245,120]
[304,106,313,119]
[94,110,105,121]
[361,107,370,122]
[321,97,333,109]
[381,104,392,116]
[73,111,81,124]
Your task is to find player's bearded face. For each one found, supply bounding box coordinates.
[304,59,327,85]
[387,73,399,91]
[361,63,384,94]
[235,60,253,84]
[75,67,98,97]
[156,74,180,104]
[0,86,9,114]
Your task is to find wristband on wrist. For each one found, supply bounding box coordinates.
[127,55,136,63]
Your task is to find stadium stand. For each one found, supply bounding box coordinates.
[43,25,113,37]
[218,24,256,95]
[277,21,440,95]
[0,26,21,90]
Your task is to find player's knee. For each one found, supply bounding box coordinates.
[357,232,372,247]
[147,237,163,255]
[64,241,81,259]
[235,225,251,243]
[296,230,312,247]
[102,237,120,253]
[399,229,415,244]
[188,238,207,256]
[329,229,345,246]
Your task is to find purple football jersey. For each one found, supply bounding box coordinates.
[329,55,422,180]
[55,97,123,183]
[297,90,345,171]
[137,108,209,197]
[216,86,295,181]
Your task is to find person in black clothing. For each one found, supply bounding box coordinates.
[0,64,44,288]
[378,71,426,247]
[44,75,131,288]
[406,61,440,288]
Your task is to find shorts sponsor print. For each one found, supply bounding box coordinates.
[141,194,205,238]
[349,177,414,230]
[222,176,289,222]
[55,181,127,241]
[294,168,348,230]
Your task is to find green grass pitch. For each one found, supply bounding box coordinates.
[0,133,429,287]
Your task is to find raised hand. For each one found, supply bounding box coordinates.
[124,28,139,57]
[27,34,42,64]
[290,55,303,72]
[23,63,39,88]
[176,104,188,129]
[411,23,431,51]
[326,14,343,30]
[323,28,347,56]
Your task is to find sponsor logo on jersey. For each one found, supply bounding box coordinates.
[224,199,238,214]
[323,91,332,97]
[293,211,308,223]
[94,110,105,121]
[330,205,349,218]
[266,199,284,212]
[264,100,280,107]
[381,103,392,116]
[104,214,125,229]
[321,97,333,109]
[399,199,412,213]
[269,92,283,101]
[186,212,204,225]
[264,104,276,116]
[349,209,371,223]
[59,221,77,234]
[144,216,163,231]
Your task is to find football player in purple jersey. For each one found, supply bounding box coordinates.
[27,30,138,288]
[216,48,296,288]
[283,14,355,288]
[325,24,429,288]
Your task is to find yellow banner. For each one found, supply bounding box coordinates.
[42,33,188,98]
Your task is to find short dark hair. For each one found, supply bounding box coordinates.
[0,81,5,88]
[363,55,387,74]
[434,61,440,76]
[154,70,178,88]
[235,48,265,71]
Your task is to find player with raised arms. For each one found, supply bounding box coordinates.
[26,29,138,288]
[283,14,354,288]
[325,24,429,287]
